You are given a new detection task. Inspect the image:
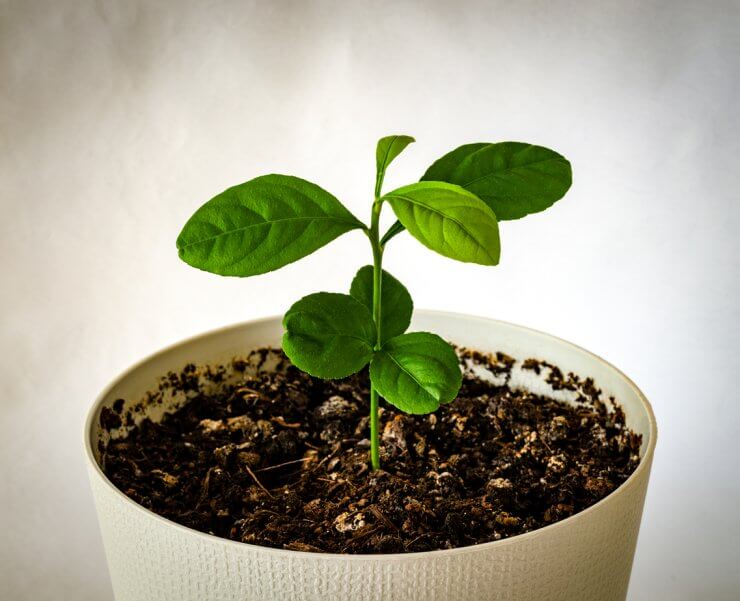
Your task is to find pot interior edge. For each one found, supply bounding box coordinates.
[86,312,656,503]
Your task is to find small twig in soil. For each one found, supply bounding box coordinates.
[404,533,430,551]
[244,465,275,499]
[368,505,399,532]
[271,416,302,429]
[324,481,347,498]
[256,457,313,473]
[537,426,553,453]
[341,527,380,553]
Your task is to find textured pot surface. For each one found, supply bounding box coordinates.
[85,312,657,601]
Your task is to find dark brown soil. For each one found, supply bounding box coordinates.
[101,348,641,554]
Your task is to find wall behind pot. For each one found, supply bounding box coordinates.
[1,1,738,600]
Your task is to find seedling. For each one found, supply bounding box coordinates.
[177,136,571,469]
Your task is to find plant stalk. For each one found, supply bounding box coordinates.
[369,200,383,470]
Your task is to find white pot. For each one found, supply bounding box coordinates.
[85,312,656,601]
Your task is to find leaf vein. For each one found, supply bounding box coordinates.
[460,157,567,189]
[178,215,360,250]
[384,193,496,263]
[382,350,437,402]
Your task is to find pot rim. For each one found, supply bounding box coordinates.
[84,310,657,562]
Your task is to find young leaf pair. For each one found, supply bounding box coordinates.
[282,268,460,415]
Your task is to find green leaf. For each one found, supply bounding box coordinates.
[370,332,462,414]
[379,220,405,246]
[422,142,572,221]
[382,181,500,265]
[375,135,415,197]
[349,266,413,344]
[282,292,375,379]
[177,174,364,277]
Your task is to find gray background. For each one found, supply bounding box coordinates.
[1,1,738,599]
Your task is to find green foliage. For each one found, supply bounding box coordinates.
[177,174,364,276]
[370,332,462,414]
[379,219,405,246]
[178,135,571,469]
[282,292,375,379]
[375,135,415,197]
[422,142,572,220]
[350,266,412,344]
[383,181,500,265]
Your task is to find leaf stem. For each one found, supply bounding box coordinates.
[368,199,384,470]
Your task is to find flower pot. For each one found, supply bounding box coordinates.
[85,311,656,601]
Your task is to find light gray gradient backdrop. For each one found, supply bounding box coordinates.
[1,1,738,599]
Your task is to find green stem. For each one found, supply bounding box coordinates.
[368,200,383,470]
